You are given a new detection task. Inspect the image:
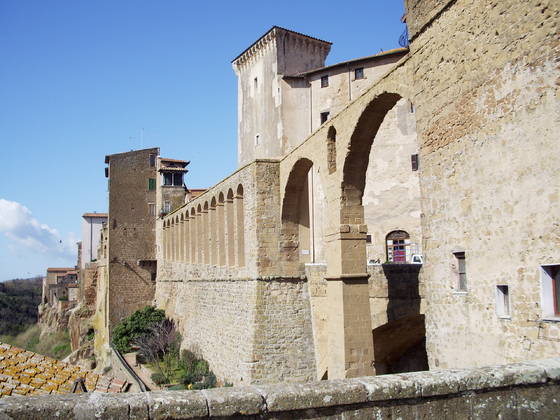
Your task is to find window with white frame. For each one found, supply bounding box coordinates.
[496,285,510,317]
[540,265,560,319]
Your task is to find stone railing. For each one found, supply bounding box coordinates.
[1,358,558,419]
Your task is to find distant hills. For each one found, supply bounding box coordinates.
[0,277,43,336]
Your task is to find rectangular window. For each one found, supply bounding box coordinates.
[320,112,330,124]
[148,178,156,191]
[454,251,467,291]
[164,201,171,213]
[321,75,329,88]
[411,154,419,171]
[148,203,156,217]
[540,265,560,318]
[149,153,157,167]
[496,285,510,317]
[173,173,183,186]
[354,67,364,80]
[366,234,372,244]
[163,173,173,186]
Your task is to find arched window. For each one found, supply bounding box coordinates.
[386,230,410,263]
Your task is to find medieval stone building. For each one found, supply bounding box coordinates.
[154,0,559,387]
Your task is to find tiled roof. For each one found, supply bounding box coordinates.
[82,213,108,218]
[46,267,74,273]
[160,157,189,165]
[0,343,128,398]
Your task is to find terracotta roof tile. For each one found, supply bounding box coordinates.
[0,342,129,398]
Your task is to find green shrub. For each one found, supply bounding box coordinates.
[151,372,168,385]
[179,350,217,389]
[112,306,166,353]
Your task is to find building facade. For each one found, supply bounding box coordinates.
[80,213,108,269]
[156,0,559,386]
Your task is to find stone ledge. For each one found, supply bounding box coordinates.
[0,358,558,419]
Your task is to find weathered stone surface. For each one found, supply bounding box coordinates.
[256,380,368,412]
[203,386,265,417]
[72,393,130,420]
[515,384,560,419]
[147,390,208,419]
[0,394,78,419]
[354,374,420,401]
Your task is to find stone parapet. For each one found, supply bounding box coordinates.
[1,358,558,419]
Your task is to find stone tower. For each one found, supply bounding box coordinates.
[232,26,331,167]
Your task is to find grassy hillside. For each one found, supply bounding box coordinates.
[0,276,43,336]
[0,325,71,360]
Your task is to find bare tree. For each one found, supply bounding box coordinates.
[134,319,179,382]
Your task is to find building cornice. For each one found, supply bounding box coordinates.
[231,26,332,69]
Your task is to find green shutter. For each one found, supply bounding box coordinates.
[148,178,156,191]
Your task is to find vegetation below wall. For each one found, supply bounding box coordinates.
[114,306,220,390]
[0,277,42,336]
[0,325,72,360]
[112,306,166,353]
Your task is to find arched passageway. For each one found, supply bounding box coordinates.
[280,158,326,276]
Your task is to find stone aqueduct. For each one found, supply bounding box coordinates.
[159,53,416,382]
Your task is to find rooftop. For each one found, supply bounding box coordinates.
[292,47,409,77]
[46,267,74,273]
[232,26,332,64]
[82,212,108,219]
[160,157,189,165]
[0,342,129,397]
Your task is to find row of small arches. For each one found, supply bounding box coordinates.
[163,184,245,267]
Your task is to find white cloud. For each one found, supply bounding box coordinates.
[0,199,76,259]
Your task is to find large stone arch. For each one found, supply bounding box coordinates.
[342,92,403,212]
[280,157,314,276]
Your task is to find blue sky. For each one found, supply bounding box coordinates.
[0,1,406,281]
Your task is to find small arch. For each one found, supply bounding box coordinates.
[190,207,197,264]
[327,125,337,174]
[217,192,226,266]
[210,197,218,265]
[226,189,235,266]
[197,204,203,263]
[235,185,245,267]
[203,202,209,264]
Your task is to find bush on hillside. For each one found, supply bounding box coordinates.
[112,306,166,353]
[0,277,42,336]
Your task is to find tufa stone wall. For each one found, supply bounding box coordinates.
[406,0,560,369]
[106,148,158,329]
[1,358,558,419]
